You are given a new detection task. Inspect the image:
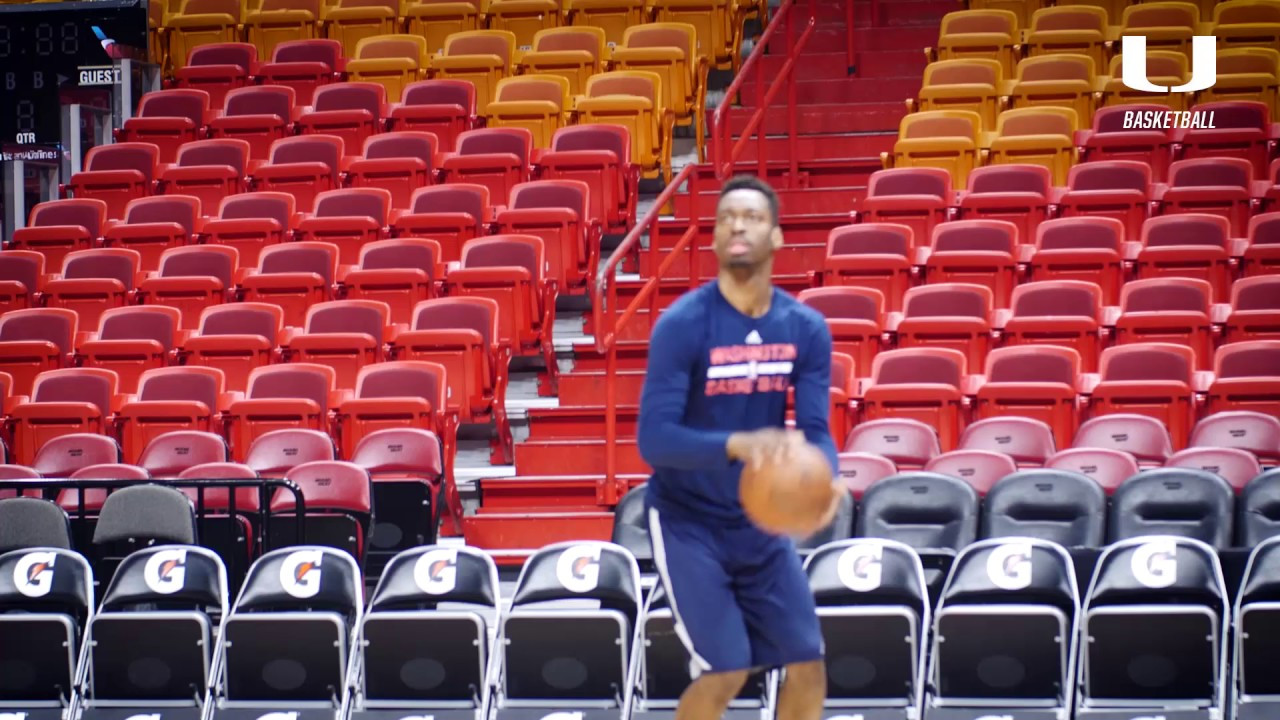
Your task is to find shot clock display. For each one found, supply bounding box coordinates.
[0,0,148,146]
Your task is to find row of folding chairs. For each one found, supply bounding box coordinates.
[6,535,1277,720]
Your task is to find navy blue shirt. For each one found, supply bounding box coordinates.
[637,281,840,525]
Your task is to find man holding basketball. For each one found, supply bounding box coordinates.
[637,175,840,720]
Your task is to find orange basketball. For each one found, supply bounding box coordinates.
[739,441,839,536]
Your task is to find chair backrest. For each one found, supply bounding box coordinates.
[198,302,283,341]
[1046,447,1141,493]
[137,89,209,124]
[245,363,335,412]
[510,541,640,621]
[1099,342,1194,385]
[84,143,159,178]
[959,416,1058,466]
[369,545,498,610]
[940,538,1078,614]
[550,124,629,161]
[400,79,476,110]
[996,107,1078,137]
[268,134,344,176]
[270,38,341,67]
[94,484,197,545]
[461,234,543,279]
[844,418,942,466]
[1167,447,1262,493]
[1120,277,1212,314]
[97,306,181,350]
[805,538,929,617]
[0,308,78,354]
[138,430,228,477]
[188,42,256,71]
[827,224,913,257]
[222,85,295,120]
[443,30,514,65]
[312,82,385,116]
[62,248,141,288]
[967,164,1052,196]
[408,183,489,220]
[1010,280,1101,318]
[1191,100,1269,130]
[1073,413,1174,462]
[354,362,446,409]
[509,179,588,218]
[1241,470,1280,547]
[218,191,295,224]
[0,499,71,552]
[411,297,499,347]
[358,238,439,278]
[983,345,1080,386]
[176,139,251,175]
[1142,213,1230,249]
[351,428,443,478]
[258,241,338,284]
[158,246,238,288]
[455,127,532,164]
[304,299,388,338]
[867,167,952,200]
[1087,536,1225,611]
[70,463,150,481]
[903,283,991,319]
[33,433,120,477]
[1066,160,1151,194]
[855,472,979,551]
[362,131,437,166]
[797,287,885,322]
[0,547,93,618]
[1168,157,1253,189]
[923,58,1001,87]
[31,368,118,417]
[1215,340,1280,378]
[871,348,966,388]
[1109,469,1235,548]
[1190,411,1280,459]
[983,470,1107,548]
[98,545,227,613]
[234,546,361,618]
[29,198,108,236]
[931,219,1017,253]
[924,449,1018,495]
[1233,275,1280,311]
[245,428,336,475]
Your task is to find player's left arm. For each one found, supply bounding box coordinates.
[791,311,840,475]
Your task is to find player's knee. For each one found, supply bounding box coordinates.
[693,669,750,705]
[783,658,826,695]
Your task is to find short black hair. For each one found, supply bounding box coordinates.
[719,174,780,226]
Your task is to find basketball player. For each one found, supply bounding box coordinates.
[637,175,839,720]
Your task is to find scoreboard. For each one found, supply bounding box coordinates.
[0,0,148,147]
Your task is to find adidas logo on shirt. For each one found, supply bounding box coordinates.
[745,330,763,345]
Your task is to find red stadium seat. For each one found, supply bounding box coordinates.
[295,188,393,266]
[925,220,1018,307]
[183,303,285,392]
[1073,413,1174,467]
[974,346,1082,447]
[258,39,344,106]
[43,249,141,332]
[78,306,183,394]
[1044,447,1139,494]
[208,85,298,162]
[1029,217,1127,304]
[829,352,856,444]
[1138,213,1235,302]
[225,363,337,461]
[822,224,915,312]
[296,82,387,152]
[1166,447,1262,493]
[1207,340,1280,418]
[157,139,251,213]
[1077,104,1174,182]
[11,199,108,273]
[1191,411,1280,467]
[201,192,297,270]
[496,179,597,292]
[287,299,391,390]
[1224,276,1280,343]
[59,464,151,514]
[956,164,1051,245]
[117,366,228,466]
[249,134,346,212]
[173,43,259,109]
[245,427,335,475]
[272,460,372,561]
[999,280,1104,372]
[0,465,42,500]
[117,89,211,164]
[0,308,79,396]
[1155,157,1258,236]
[925,449,1018,495]
[178,462,261,513]
[1243,211,1280,277]
[337,360,451,464]
[10,368,120,466]
[1176,100,1276,177]
[347,131,440,209]
[858,167,952,249]
[1054,160,1152,242]
[239,241,340,328]
[796,287,884,376]
[64,143,161,220]
[103,195,202,272]
[137,245,239,330]
[842,417,941,469]
[390,184,489,263]
[0,252,45,317]
[539,124,636,233]
[896,283,993,369]
[1114,278,1217,369]
[835,451,898,498]
[440,127,533,204]
[32,433,120,478]
[1089,342,1199,450]
[860,347,969,452]
[388,79,480,151]
[350,426,449,542]
[136,430,228,477]
[958,416,1057,467]
[341,238,441,325]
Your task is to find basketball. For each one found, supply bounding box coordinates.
[739,441,839,536]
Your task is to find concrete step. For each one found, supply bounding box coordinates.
[769,25,941,54]
[726,133,897,162]
[514,438,649,476]
[753,49,928,80]
[729,75,920,107]
[724,100,907,135]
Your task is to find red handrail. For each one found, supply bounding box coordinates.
[711,0,818,181]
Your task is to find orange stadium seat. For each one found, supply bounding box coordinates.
[404,0,488,52]
[388,79,480,151]
[117,367,229,464]
[430,30,517,115]
[183,303,285,392]
[173,43,259,109]
[11,199,108,273]
[577,70,672,181]
[1101,51,1189,111]
[136,245,239,330]
[487,0,562,51]
[257,39,345,106]
[164,0,242,73]
[519,26,607,95]
[348,34,431,103]
[975,345,1082,447]
[934,9,1020,76]
[1025,5,1110,66]
[157,138,252,213]
[239,241,340,327]
[912,59,1004,131]
[1214,0,1280,51]
[78,306,183,394]
[118,89,211,164]
[324,0,400,59]
[201,192,297,270]
[485,75,572,148]
[885,110,982,189]
[1199,47,1280,112]
[341,238,442,325]
[0,308,79,396]
[985,106,1078,185]
[286,299,392,390]
[822,223,914,312]
[208,85,299,161]
[1120,2,1200,58]
[391,183,490,263]
[613,22,706,152]
[245,0,322,61]
[896,283,994,370]
[566,0,646,48]
[1008,53,1099,123]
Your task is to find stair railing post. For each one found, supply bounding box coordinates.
[846,0,856,75]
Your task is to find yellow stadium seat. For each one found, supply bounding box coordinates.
[519,26,607,95]
[651,0,741,71]
[404,0,488,54]
[911,58,1005,131]
[969,0,1043,29]
[322,0,399,58]
[486,75,570,147]
[884,110,983,189]
[577,70,673,181]
[429,29,516,114]
[1009,53,1100,123]
[150,0,167,72]
[347,34,431,100]
[486,0,562,54]
[165,0,242,72]
[245,0,322,61]
[986,106,1078,185]
[934,9,1021,77]
[1053,0,1122,25]
[1197,47,1280,114]
[1101,50,1188,110]
[566,0,648,49]
[1120,2,1200,58]
[1213,0,1280,51]
[611,22,706,157]
[1025,5,1112,67]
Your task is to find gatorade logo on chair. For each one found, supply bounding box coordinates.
[836,543,882,592]
[144,548,188,595]
[1131,539,1179,589]
[256,713,299,720]
[414,548,458,595]
[280,550,324,599]
[540,714,583,720]
[123,714,161,720]
[14,551,57,598]
[0,713,29,720]
[555,544,602,593]
[1119,35,1218,130]
[986,542,1033,591]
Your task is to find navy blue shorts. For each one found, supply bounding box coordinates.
[648,506,824,674]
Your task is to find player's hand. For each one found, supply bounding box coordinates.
[727,428,806,470]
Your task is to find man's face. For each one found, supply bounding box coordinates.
[713,188,781,270]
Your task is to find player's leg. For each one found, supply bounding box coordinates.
[731,532,827,720]
[648,508,754,718]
